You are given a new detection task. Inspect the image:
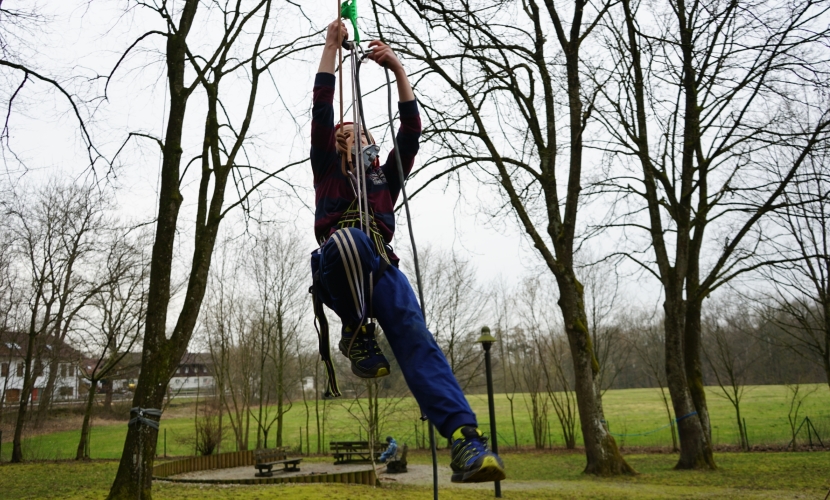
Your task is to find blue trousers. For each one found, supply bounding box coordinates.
[311,227,477,439]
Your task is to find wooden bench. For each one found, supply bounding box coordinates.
[330,441,384,464]
[385,443,408,473]
[253,447,302,477]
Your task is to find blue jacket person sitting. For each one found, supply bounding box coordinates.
[379,436,398,463]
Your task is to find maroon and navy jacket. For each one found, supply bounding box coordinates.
[311,72,421,248]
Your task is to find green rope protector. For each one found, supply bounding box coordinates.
[340,0,360,43]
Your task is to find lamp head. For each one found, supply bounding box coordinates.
[477,326,497,350]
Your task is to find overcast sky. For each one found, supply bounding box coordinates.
[1,0,669,329]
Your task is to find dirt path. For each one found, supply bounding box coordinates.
[173,462,374,481]
[173,462,557,492]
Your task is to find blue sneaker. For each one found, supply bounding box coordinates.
[338,323,390,378]
[450,426,506,483]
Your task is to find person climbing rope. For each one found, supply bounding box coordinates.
[308,19,506,484]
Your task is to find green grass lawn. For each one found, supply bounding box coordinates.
[2,384,828,461]
[0,451,828,499]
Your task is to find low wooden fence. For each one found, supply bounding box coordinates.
[152,449,377,487]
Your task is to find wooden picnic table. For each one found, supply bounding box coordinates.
[330,440,384,464]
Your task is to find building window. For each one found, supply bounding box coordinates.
[69,365,75,377]
[184,366,189,374]
[1,363,8,377]
[17,362,24,377]
[60,365,67,377]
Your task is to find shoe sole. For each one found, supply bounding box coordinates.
[351,365,390,379]
[451,455,506,483]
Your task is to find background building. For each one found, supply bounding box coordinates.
[0,331,82,405]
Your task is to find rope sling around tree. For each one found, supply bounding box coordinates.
[322,2,441,498]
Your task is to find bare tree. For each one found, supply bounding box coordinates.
[1,181,108,462]
[248,226,305,448]
[593,0,830,469]
[340,367,413,461]
[104,2,317,497]
[372,0,633,474]
[785,382,819,451]
[519,275,574,449]
[74,229,150,460]
[541,332,579,449]
[202,237,238,454]
[204,240,252,452]
[35,188,111,423]
[416,247,485,390]
[0,219,24,424]
[579,254,630,393]
[761,146,830,391]
[702,301,758,451]
[295,339,316,455]
[493,280,520,448]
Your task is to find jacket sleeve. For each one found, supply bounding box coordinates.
[379,442,398,462]
[310,73,340,183]
[382,100,422,204]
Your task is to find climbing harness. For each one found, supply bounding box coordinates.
[335,201,391,264]
[308,2,440,497]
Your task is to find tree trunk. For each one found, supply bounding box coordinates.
[823,314,830,392]
[276,317,285,448]
[217,394,223,455]
[508,397,517,448]
[824,356,830,393]
[35,357,59,426]
[734,403,746,451]
[104,381,113,412]
[663,294,716,469]
[108,344,177,498]
[12,330,39,463]
[107,4,200,497]
[556,272,633,475]
[76,382,98,460]
[684,299,712,443]
[659,387,678,452]
[546,7,632,476]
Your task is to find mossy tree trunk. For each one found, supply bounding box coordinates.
[556,272,634,474]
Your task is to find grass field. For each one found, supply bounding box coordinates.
[2,384,829,461]
[0,450,828,499]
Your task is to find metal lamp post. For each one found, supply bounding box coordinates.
[477,326,501,498]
